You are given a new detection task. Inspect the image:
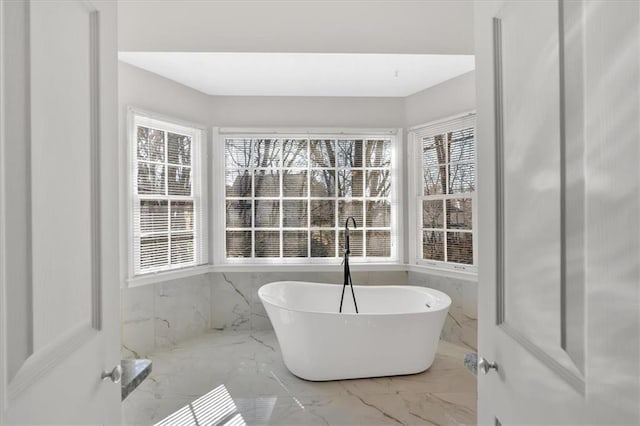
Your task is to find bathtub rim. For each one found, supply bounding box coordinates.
[258,281,452,316]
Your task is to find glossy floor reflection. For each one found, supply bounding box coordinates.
[122,330,477,425]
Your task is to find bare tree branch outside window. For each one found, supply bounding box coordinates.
[134,121,200,274]
[419,126,475,266]
[224,136,394,260]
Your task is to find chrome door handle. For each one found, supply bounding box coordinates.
[101,364,122,384]
[478,357,498,374]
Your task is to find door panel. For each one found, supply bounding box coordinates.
[495,0,584,386]
[1,0,120,424]
[499,0,564,355]
[3,0,32,383]
[476,0,640,424]
[31,0,96,352]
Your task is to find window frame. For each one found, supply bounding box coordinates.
[408,112,477,274]
[212,127,403,265]
[126,107,208,279]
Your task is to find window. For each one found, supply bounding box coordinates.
[129,111,207,276]
[220,131,398,262]
[411,114,476,271]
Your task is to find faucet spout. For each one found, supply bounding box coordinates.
[339,216,359,314]
[344,216,357,255]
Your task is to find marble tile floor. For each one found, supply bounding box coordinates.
[122,330,477,426]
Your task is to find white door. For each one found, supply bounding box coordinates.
[475,0,640,424]
[0,0,120,424]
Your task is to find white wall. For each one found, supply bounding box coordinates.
[118,0,473,55]
[119,61,406,130]
[210,95,404,128]
[404,70,476,128]
[118,62,212,126]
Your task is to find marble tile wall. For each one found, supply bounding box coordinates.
[155,274,211,348]
[121,270,477,357]
[408,271,478,351]
[121,273,212,359]
[121,284,155,359]
[121,270,409,358]
[209,271,409,333]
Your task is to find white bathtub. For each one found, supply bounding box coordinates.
[258,281,451,381]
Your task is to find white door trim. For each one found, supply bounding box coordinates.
[0,0,7,417]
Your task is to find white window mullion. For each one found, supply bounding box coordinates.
[251,139,256,258]
[307,139,311,258]
[362,140,367,259]
[443,131,449,264]
[334,142,339,257]
[279,139,283,259]
[165,130,172,269]
[442,196,448,263]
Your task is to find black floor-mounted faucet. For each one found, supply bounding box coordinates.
[339,216,359,313]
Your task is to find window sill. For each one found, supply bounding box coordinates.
[124,262,477,288]
[406,263,478,282]
[126,265,211,288]
[211,262,408,273]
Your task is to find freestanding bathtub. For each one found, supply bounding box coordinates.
[258,281,451,381]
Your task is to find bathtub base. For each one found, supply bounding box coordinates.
[285,362,434,382]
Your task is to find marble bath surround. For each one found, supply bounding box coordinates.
[407,272,477,351]
[122,329,477,425]
[121,271,477,360]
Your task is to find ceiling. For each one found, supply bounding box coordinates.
[118,1,474,55]
[118,52,475,97]
[117,1,475,97]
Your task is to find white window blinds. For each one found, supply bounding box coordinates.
[411,114,476,270]
[222,133,398,262]
[131,112,207,275]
